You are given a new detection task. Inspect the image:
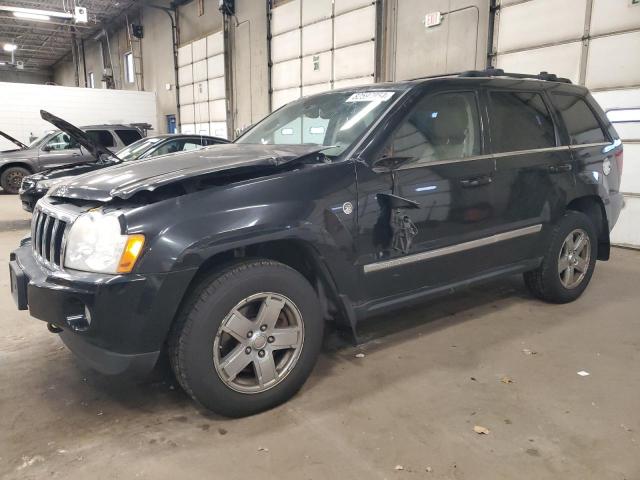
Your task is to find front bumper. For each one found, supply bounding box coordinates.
[9,242,196,375]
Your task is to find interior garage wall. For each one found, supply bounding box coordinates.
[51,5,176,133]
[52,57,76,86]
[177,0,224,45]
[384,0,490,81]
[230,0,270,135]
[492,0,640,247]
[140,3,178,134]
[0,69,52,85]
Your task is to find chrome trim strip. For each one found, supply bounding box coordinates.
[492,145,569,159]
[384,143,617,172]
[34,210,45,257]
[49,219,60,264]
[569,142,610,149]
[363,224,543,274]
[37,198,80,224]
[42,215,52,260]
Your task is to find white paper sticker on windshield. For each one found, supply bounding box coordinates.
[346,91,395,103]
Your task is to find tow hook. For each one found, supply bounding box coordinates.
[47,323,63,334]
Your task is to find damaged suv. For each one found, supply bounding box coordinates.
[9,70,623,417]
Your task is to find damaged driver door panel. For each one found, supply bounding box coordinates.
[356,88,498,300]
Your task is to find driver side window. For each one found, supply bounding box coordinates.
[380,91,481,165]
[45,132,77,151]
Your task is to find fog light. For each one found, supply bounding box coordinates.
[64,299,92,332]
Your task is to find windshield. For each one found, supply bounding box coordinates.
[236,90,398,157]
[116,137,163,161]
[29,132,55,148]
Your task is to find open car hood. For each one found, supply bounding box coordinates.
[47,143,329,202]
[40,110,119,162]
[0,130,28,150]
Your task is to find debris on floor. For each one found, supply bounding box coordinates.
[394,464,404,471]
[500,376,514,384]
[473,425,490,435]
[355,353,365,358]
[522,348,537,355]
[257,447,269,452]
[17,455,45,470]
[577,370,590,377]
[426,466,433,473]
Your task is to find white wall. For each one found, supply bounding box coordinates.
[0,82,157,150]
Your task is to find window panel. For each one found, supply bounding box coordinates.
[45,132,77,151]
[381,92,481,165]
[86,130,115,148]
[552,93,607,145]
[489,91,556,152]
[115,129,143,146]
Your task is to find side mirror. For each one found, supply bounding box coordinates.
[371,156,413,173]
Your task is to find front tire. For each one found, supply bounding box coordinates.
[1,166,29,194]
[524,211,598,303]
[169,259,323,417]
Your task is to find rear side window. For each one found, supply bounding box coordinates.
[551,93,607,145]
[489,91,556,152]
[86,130,115,148]
[115,129,143,145]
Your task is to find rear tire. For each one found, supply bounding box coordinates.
[1,167,29,194]
[169,259,323,417]
[524,211,598,303]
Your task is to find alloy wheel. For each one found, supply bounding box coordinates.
[558,228,591,289]
[213,292,305,394]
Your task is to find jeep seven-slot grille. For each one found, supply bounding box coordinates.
[31,207,67,267]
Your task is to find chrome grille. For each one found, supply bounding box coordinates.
[31,206,68,268]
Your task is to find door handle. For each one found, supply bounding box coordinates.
[548,163,572,173]
[459,175,492,188]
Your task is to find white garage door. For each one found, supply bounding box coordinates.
[270,0,377,110]
[177,32,228,139]
[493,0,640,247]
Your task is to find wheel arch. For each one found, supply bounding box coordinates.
[566,195,609,260]
[0,162,34,176]
[174,238,353,331]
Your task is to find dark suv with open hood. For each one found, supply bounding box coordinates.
[9,70,624,417]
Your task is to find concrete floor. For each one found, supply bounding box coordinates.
[0,193,639,480]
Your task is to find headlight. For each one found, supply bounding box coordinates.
[36,179,54,190]
[64,211,145,274]
[37,177,67,191]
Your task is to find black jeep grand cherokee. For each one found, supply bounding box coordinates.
[9,70,624,417]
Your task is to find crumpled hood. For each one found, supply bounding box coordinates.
[48,143,328,202]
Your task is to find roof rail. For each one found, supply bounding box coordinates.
[459,67,572,84]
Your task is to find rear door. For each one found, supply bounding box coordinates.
[485,88,572,266]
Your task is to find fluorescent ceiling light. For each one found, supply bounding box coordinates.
[0,61,6,65]
[13,11,51,21]
[0,6,73,20]
[3,43,17,52]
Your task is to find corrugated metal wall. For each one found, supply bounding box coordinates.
[493,0,640,247]
[177,32,228,138]
[269,0,377,110]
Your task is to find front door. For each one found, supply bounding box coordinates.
[37,132,89,169]
[356,88,500,301]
